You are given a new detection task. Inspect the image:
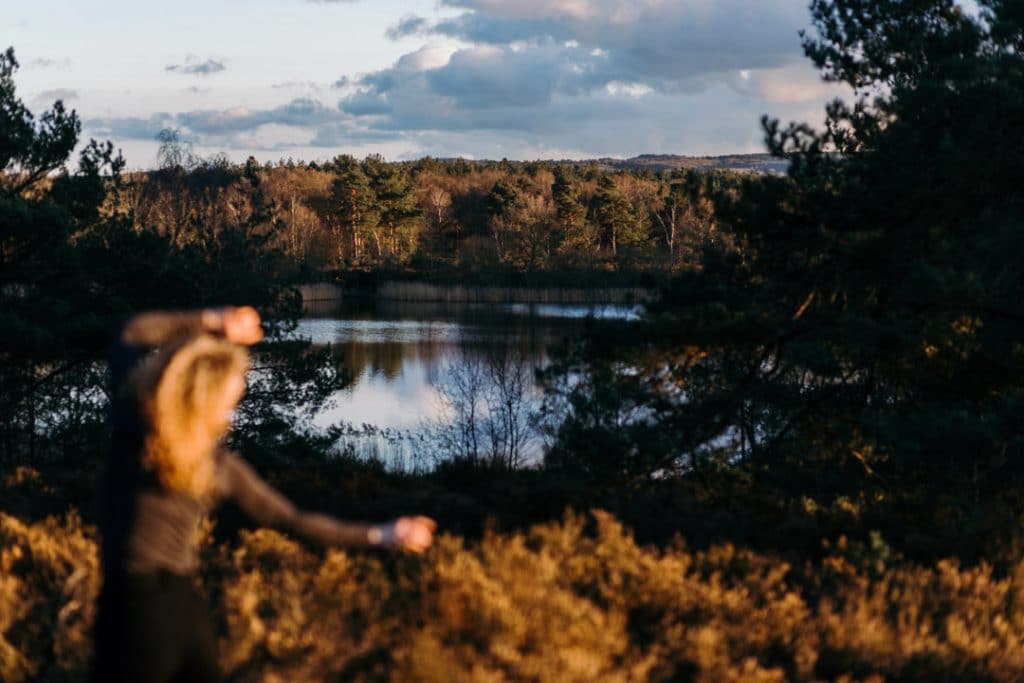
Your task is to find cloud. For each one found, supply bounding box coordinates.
[386,14,432,40]
[165,58,226,76]
[89,114,179,142]
[344,0,828,136]
[181,98,339,134]
[729,64,840,104]
[397,43,457,72]
[307,122,409,148]
[88,0,845,162]
[341,42,614,120]
[89,98,356,147]
[389,0,812,88]
[321,0,845,156]
[24,57,72,69]
[272,80,323,90]
[33,89,78,105]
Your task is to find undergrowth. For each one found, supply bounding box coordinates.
[3,476,1024,682]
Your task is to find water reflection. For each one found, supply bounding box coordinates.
[296,298,639,470]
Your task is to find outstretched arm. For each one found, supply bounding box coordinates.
[120,306,264,348]
[216,450,435,552]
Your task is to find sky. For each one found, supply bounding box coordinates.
[3,0,846,168]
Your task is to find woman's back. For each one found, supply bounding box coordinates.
[93,308,435,683]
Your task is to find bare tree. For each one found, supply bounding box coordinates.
[430,345,541,468]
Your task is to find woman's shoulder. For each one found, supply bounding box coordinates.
[212,447,244,497]
[211,448,271,497]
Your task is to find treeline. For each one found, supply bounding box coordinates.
[116,141,734,280]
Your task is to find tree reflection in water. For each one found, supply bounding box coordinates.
[300,300,637,470]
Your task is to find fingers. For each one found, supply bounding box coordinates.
[393,516,437,553]
[221,306,264,345]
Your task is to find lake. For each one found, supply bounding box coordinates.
[296,298,642,471]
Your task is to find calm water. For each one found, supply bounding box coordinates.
[296,298,641,470]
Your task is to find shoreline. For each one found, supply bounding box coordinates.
[298,281,654,305]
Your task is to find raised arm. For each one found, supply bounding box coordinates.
[120,306,264,348]
[111,306,264,396]
[216,450,434,552]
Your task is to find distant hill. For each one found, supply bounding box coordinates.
[587,153,789,174]
[428,153,790,174]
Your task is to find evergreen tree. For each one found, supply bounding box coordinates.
[363,155,422,264]
[485,180,521,263]
[1,46,343,469]
[0,47,124,463]
[329,155,379,266]
[546,0,1024,557]
[552,166,585,251]
[485,179,520,218]
[594,175,646,258]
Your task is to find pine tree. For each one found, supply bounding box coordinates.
[594,175,645,258]
[329,155,378,266]
[1,47,124,462]
[552,167,585,230]
[363,155,422,265]
[485,179,521,263]
[546,1,1024,555]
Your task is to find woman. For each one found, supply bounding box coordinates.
[92,307,435,683]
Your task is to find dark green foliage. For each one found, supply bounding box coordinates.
[330,155,380,266]
[552,166,585,229]
[362,155,421,265]
[594,175,647,259]
[484,179,520,218]
[0,49,125,464]
[0,47,341,472]
[0,48,79,196]
[545,0,1024,559]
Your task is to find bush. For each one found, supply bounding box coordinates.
[5,496,1024,682]
[0,498,99,682]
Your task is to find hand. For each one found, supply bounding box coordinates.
[391,516,437,553]
[205,306,264,345]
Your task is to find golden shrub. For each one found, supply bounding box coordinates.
[0,510,99,683]
[4,505,1024,682]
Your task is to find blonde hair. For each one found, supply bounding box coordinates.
[128,335,250,498]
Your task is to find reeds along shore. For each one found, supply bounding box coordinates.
[5,501,1024,683]
[298,282,653,305]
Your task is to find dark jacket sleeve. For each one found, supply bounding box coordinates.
[215,450,376,548]
[110,310,210,392]
[119,310,210,348]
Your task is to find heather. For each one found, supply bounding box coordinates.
[7,479,1024,683]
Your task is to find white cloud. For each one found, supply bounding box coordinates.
[79,0,846,163]
[165,57,227,76]
[604,81,653,98]
[396,0,813,87]
[729,64,846,104]
[395,44,457,72]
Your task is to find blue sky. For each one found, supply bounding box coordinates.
[4,0,845,168]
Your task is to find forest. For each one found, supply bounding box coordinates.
[4,0,1024,680]
[107,135,730,283]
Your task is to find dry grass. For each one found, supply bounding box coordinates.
[3,498,1024,682]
